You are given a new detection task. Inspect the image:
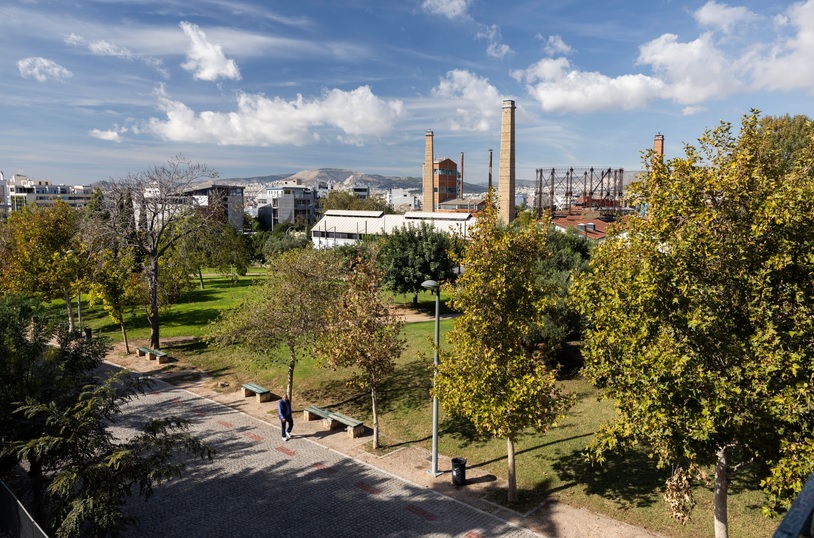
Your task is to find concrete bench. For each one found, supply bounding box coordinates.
[303,405,332,422]
[241,383,272,403]
[304,405,364,438]
[326,411,364,439]
[137,346,169,364]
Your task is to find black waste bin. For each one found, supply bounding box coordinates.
[84,327,93,340]
[451,457,466,486]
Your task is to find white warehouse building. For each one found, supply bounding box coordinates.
[311,210,476,249]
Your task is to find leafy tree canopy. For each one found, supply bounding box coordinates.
[314,248,405,449]
[0,294,211,538]
[435,190,574,503]
[572,111,814,537]
[207,248,347,400]
[377,221,463,303]
[319,190,392,213]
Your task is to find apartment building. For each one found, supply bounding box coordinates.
[1,173,93,213]
[256,182,318,230]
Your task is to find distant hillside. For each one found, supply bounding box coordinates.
[220,168,423,192]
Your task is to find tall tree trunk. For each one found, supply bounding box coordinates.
[371,383,379,449]
[149,256,160,349]
[198,268,205,289]
[121,321,130,354]
[76,290,82,326]
[63,290,75,332]
[286,341,297,402]
[507,436,517,503]
[714,446,730,538]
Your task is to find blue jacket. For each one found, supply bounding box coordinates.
[278,398,291,419]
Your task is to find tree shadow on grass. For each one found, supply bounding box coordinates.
[551,446,668,509]
[376,361,433,413]
[440,414,493,447]
[166,338,208,354]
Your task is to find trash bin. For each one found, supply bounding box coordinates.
[84,327,93,340]
[451,457,466,486]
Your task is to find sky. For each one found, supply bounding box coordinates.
[2,0,813,186]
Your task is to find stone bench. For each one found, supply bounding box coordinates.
[137,346,169,364]
[303,405,365,438]
[241,383,272,403]
[303,405,332,422]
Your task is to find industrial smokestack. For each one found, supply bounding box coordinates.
[423,130,434,212]
[459,151,464,199]
[488,149,493,191]
[654,133,665,157]
[498,100,516,224]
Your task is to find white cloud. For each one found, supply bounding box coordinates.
[431,70,504,131]
[88,40,134,60]
[145,85,403,145]
[17,57,72,82]
[515,58,663,113]
[637,32,744,103]
[421,0,471,19]
[681,105,707,116]
[750,0,814,91]
[90,128,126,142]
[180,21,241,81]
[476,24,512,59]
[540,35,572,56]
[694,1,760,34]
[64,33,168,77]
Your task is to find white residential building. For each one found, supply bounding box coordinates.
[1,173,93,213]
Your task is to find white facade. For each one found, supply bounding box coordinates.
[2,173,93,212]
[311,210,476,249]
[386,188,420,210]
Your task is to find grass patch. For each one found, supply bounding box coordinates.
[74,270,778,538]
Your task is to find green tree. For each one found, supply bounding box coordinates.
[0,201,85,331]
[261,224,311,260]
[572,112,814,538]
[207,248,347,401]
[86,247,140,353]
[0,295,211,537]
[435,190,574,503]
[757,114,814,173]
[92,156,219,349]
[176,214,251,287]
[319,190,392,213]
[315,250,405,449]
[377,221,462,304]
[534,227,592,357]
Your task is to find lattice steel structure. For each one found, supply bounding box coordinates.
[534,167,626,217]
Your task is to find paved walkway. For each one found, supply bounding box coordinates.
[112,378,541,538]
[105,345,662,538]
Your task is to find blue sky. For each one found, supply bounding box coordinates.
[2,0,813,185]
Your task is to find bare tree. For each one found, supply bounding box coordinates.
[91,156,219,349]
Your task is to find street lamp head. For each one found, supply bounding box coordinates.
[421,279,439,290]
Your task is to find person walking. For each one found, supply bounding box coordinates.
[278,394,293,441]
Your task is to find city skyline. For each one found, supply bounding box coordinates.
[2,0,813,185]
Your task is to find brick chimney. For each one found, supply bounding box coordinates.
[498,100,516,224]
[654,133,664,157]
[423,130,434,212]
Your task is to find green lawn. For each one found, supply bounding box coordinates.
[76,272,778,538]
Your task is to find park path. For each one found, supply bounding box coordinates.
[106,345,664,538]
[112,376,541,538]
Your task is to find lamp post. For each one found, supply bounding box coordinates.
[421,279,442,477]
